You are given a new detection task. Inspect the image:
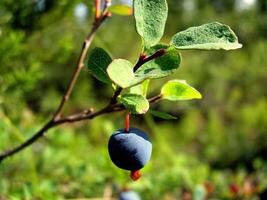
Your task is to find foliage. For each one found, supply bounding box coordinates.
[0,0,267,199]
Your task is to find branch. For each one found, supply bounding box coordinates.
[109,48,166,104]
[0,5,111,163]
[0,90,162,163]
[53,13,109,120]
[0,95,161,163]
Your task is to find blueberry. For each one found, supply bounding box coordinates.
[119,190,141,200]
[108,128,152,171]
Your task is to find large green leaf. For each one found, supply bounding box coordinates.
[171,22,242,50]
[161,80,202,101]
[107,59,135,88]
[150,110,177,120]
[87,48,112,84]
[108,4,132,16]
[135,44,181,80]
[134,0,168,48]
[119,93,149,114]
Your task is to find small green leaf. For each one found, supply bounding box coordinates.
[161,80,202,101]
[136,44,181,80]
[87,48,112,84]
[107,59,135,88]
[129,80,150,97]
[119,93,149,114]
[108,4,133,16]
[134,0,168,48]
[171,22,242,50]
[150,110,177,120]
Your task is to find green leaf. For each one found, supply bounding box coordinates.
[135,44,181,80]
[119,93,149,114]
[108,4,133,16]
[107,59,135,88]
[134,0,168,48]
[87,48,112,84]
[171,22,242,50]
[161,80,202,101]
[107,45,181,89]
[129,80,150,97]
[150,110,177,120]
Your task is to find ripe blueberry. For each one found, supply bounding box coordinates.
[108,128,152,171]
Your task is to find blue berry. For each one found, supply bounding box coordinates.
[108,128,152,171]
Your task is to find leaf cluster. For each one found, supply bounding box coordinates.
[87,0,242,118]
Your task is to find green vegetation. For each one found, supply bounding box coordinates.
[0,0,267,199]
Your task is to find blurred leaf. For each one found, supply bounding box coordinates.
[171,22,242,50]
[134,0,168,48]
[136,44,181,79]
[161,80,202,101]
[150,110,177,120]
[119,93,149,114]
[108,4,133,16]
[130,80,150,97]
[87,47,112,84]
[107,59,135,88]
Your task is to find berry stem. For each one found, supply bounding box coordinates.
[125,112,130,133]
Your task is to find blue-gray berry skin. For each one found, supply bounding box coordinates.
[119,191,141,200]
[108,128,152,171]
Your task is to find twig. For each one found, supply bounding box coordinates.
[53,13,109,121]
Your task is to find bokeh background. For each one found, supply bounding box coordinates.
[0,0,267,199]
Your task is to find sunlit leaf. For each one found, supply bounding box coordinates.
[171,22,242,50]
[161,80,202,101]
[107,59,135,88]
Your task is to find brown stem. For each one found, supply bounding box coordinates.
[109,48,166,105]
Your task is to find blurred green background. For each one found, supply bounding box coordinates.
[0,0,267,199]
